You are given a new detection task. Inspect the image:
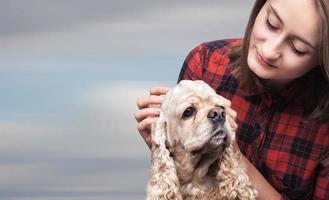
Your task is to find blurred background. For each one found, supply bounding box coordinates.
[0,1,253,199]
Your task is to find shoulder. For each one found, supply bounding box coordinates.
[186,38,242,59]
[188,38,242,71]
[178,38,242,90]
[201,38,242,53]
[182,38,242,69]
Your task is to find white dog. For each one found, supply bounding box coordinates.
[146,80,257,200]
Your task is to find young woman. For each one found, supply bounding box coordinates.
[135,0,329,199]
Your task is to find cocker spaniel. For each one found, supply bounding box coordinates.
[146,80,257,200]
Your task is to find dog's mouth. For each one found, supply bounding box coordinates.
[211,130,224,139]
[190,129,229,155]
[210,129,229,144]
[208,129,229,148]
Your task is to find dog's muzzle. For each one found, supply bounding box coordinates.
[206,107,230,147]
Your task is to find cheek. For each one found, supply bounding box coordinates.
[176,118,194,141]
[250,10,269,42]
[251,24,264,42]
[284,57,317,77]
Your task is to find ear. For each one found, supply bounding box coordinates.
[215,146,240,199]
[151,110,176,150]
[147,117,183,199]
[151,118,167,149]
[216,146,257,199]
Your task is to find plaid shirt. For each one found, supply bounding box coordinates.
[177,39,329,200]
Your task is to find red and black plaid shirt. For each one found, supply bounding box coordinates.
[177,39,329,200]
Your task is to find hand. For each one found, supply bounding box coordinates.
[218,97,238,153]
[135,86,170,149]
[213,95,238,140]
[227,110,240,155]
[225,105,238,141]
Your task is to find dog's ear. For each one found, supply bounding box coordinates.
[151,118,167,149]
[151,109,175,149]
[216,146,257,199]
[148,115,183,199]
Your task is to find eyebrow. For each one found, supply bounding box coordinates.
[269,4,316,50]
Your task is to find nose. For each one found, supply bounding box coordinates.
[262,35,284,61]
[207,107,226,124]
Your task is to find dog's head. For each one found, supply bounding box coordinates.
[159,80,232,156]
[149,80,257,200]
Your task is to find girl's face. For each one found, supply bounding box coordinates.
[247,0,320,89]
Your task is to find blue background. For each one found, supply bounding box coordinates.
[0,1,253,199]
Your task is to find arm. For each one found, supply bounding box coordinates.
[313,163,329,199]
[239,155,329,200]
[238,153,282,200]
[229,140,283,200]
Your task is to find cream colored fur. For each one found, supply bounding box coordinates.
[146,80,257,200]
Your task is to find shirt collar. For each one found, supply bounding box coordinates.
[240,69,318,109]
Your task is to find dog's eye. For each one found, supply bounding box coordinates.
[182,107,195,119]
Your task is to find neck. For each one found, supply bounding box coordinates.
[265,79,292,91]
[172,148,222,195]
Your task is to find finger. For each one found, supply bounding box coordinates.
[150,86,170,96]
[225,107,237,120]
[139,128,152,149]
[137,95,164,109]
[216,95,231,107]
[137,118,159,147]
[149,104,161,108]
[226,116,237,142]
[227,115,238,130]
[232,140,240,154]
[137,117,159,133]
[135,107,161,122]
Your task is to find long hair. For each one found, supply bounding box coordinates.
[230,0,329,122]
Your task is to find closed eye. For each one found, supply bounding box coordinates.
[289,41,306,56]
[265,18,277,31]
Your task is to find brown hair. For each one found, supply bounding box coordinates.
[230,0,329,122]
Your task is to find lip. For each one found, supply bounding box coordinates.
[256,51,277,68]
[210,130,227,143]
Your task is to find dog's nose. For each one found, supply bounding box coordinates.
[207,108,226,124]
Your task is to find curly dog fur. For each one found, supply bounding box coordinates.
[146,80,257,200]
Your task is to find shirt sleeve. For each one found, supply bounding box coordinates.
[177,44,205,83]
[278,165,329,200]
[313,165,329,199]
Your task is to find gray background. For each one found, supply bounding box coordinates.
[0,1,253,199]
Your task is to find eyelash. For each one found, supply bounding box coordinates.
[265,18,277,30]
[265,18,306,56]
[289,41,305,56]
